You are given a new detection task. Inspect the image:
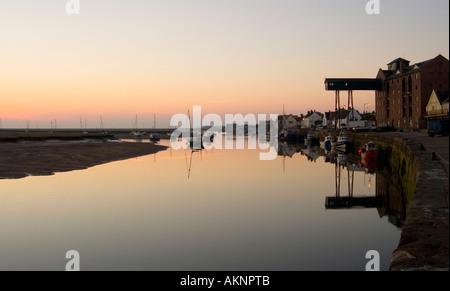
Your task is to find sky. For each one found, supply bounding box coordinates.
[0,0,449,128]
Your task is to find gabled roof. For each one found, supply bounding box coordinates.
[278,114,302,122]
[305,111,323,118]
[415,58,434,67]
[384,55,448,80]
[387,57,410,65]
[434,90,450,104]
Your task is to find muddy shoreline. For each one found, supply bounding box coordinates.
[0,140,167,179]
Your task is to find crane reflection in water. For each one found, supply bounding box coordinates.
[277,141,406,228]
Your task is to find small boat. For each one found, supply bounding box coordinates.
[333,134,349,151]
[320,135,333,151]
[149,132,160,143]
[149,113,161,143]
[203,131,216,143]
[359,141,378,161]
[131,115,147,138]
[187,137,204,150]
[359,141,380,171]
[131,131,147,138]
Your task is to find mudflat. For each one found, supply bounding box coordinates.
[0,140,167,179]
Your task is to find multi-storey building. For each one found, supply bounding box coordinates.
[375,55,449,130]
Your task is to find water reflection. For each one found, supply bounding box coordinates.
[278,142,406,229]
[0,138,403,271]
[185,149,201,179]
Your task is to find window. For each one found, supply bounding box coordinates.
[408,76,412,93]
[408,93,413,117]
[402,78,406,95]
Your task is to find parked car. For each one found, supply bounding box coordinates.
[351,126,371,133]
[428,119,449,137]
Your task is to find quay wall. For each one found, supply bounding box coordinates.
[347,133,420,204]
[345,132,449,271]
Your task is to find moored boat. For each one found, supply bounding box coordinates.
[149,132,160,143]
[359,141,378,161]
[320,135,333,151]
[333,134,350,151]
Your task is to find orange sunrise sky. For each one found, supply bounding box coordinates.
[0,0,449,128]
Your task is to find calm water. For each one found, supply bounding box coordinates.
[0,139,402,271]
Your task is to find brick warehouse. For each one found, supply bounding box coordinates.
[375,55,449,130]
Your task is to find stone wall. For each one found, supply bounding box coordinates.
[346,132,449,271]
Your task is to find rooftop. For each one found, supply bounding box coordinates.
[434,90,450,104]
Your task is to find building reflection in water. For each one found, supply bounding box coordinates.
[278,141,406,228]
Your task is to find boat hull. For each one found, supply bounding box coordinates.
[361,150,378,161]
[333,142,349,152]
[322,140,332,151]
